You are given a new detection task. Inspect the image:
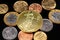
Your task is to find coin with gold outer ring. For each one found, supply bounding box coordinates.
[17,10,43,32]
[34,31,47,40]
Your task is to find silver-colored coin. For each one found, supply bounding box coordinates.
[2,27,18,40]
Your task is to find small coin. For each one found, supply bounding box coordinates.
[49,9,60,24]
[40,19,53,32]
[13,1,28,13]
[29,3,42,13]
[18,31,33,40]
[2,27,18,40]
[34,31,47,40]
[17,10,43,32]
[0,4,8,14]
[41,0,56,10]
[4,12,19,26]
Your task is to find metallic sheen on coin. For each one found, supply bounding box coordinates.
[17,10,43,32]
[2,27,18,40]
[34,31,47,40]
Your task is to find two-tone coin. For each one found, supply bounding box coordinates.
[4,12,19,26]
[2,27,18,40]
[17,10,43,32]
[13,1,28,13]
[40,19,53,32]
[0,4,8,14]
[49,9,60,24]
[34,31,47,40]
[29,3,42,13]
[18,31,33,40]
[41,0,56,10]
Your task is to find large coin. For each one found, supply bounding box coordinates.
[49,9,60,24]
[34,31,47,40]
[18,31,33,40]
[40,19,53,32]
[4,12,19,26]
[2,27,18,40]
[41,0,56,10]
[17,10,43,32]
[0,4,8,14]
[13,1,28,13]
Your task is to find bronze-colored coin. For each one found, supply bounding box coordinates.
[18,31,33,40]
[41,0,56,10]
[49,9,60,24]
[13,1,28,13]
[29,3,42,13]
[34,31,47,40]
[17,10,43,32]
[0,4,8,14]
[4,12,19,26]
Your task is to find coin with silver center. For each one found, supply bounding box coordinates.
[2,27,18,40]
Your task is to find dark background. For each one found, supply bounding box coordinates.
[0,0,60,40]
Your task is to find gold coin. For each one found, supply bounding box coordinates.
[0,4,8,14]
[17,10,43,32]
[4,12,19,26]
[49,9,60,24]
[34,31,47,40]
[41,0,56,10]
[13,1,28,13]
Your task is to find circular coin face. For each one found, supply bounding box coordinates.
[49,9,60,24]
[41,0,56,10]
[18,31,33,40]
[0,4,8,14]
[40,19,53,32]
[34,31,47,40]
[4,12,19,26]
[13,1,28,13]
[29,3,42,13]
[17,10,43,32]
[2,27,18,40]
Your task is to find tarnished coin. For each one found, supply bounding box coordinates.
[17,10,43,32]
[49,9,60,24]
[29,3,42,13]
[13,1,28,13]
[40,19,53,32]
[41,0,56,10]
[0,4,8,14]
[34,31,47,40]
[18,31,33,40]
[2,27,18,40]
[4,12,19,26]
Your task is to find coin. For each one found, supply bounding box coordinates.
[29,3,42,13]
[49,9,60,24]
[0,4,8,14]
[40,19,53,32]
[4,12,19,26]
[41,0,56,10]
[13,1,28,13]
[18,31,33,40]
[17,10,43,32]
[34,31,47,40]
[2,27,18,40]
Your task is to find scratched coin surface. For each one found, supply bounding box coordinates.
[2,27,18,40]
[4,12,19,26]
[0,4,8,14]
[34,31,47,40]
[49,9,60,24]
[18,31,33,40]
[13,1,28,13]
[17,10,43,32]
[40,19,53,32]
[29,3,42,13]
[41,0,56,10]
